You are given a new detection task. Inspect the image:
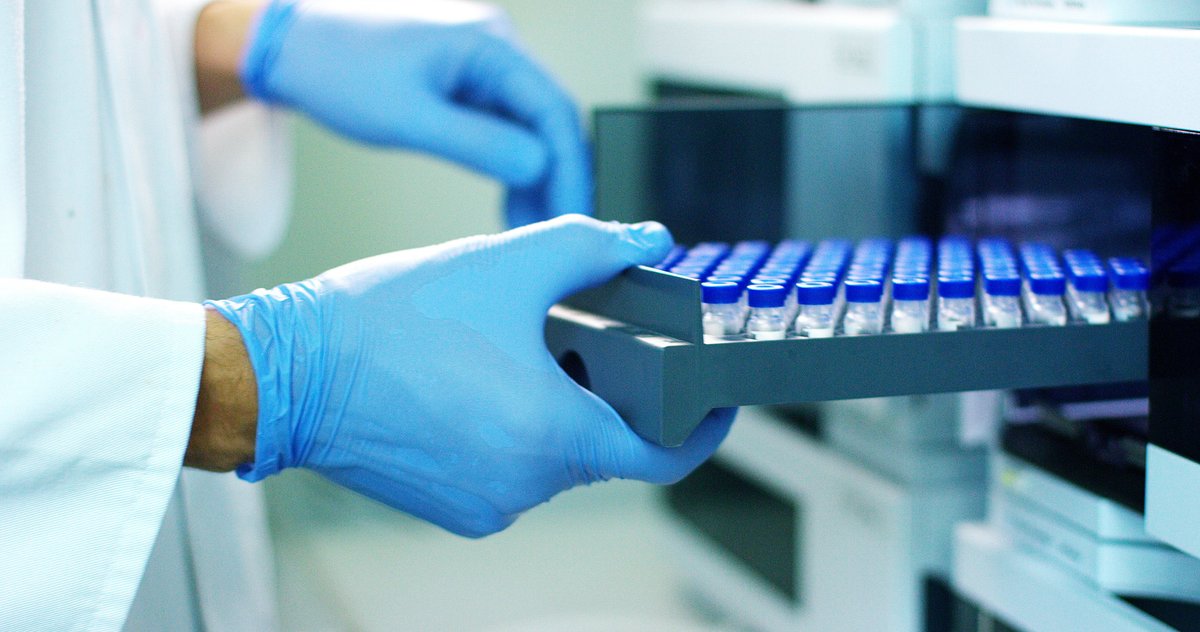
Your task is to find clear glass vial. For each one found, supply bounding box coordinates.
[983,275,1022,328]
[707,275,748,316]
[1024,274,1068,326]
[841,279,884,335]
[1108,259,1150,322]
[1066,269,1111,324]
[752,275,795,320]
[936,275,976,331]
[889,277,930,333]
[794,281,837,338]
[701,281,744,338]
[745,284,789,340]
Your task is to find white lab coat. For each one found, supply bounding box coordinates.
[0,1,291,630]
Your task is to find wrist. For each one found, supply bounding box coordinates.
[238,0,301,105]
[194,0,264,114]
[187,307,259,472]
[206,283,326,481]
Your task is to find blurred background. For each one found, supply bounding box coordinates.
[243,0,646,286]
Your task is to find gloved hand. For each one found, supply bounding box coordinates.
[208,216,735,537]
[241,0,590,227]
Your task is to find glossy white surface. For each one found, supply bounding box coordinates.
[1147,445,1200,561]
[642,0,917,102]
[953,523,1177,632]
[957,18,1200,132]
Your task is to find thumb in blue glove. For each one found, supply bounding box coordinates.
[208,215,735,537]
[242,0,592,226]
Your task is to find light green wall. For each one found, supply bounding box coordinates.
[243,1,648,289]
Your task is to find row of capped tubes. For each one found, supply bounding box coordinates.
[661,236,1159,342]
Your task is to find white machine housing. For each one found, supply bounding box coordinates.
[954,10,1200,565]
[986,0,1200,23]
[992,453,1200,603]
[641,0,986,104]
[955,18,1200,132]
[664,407,985,632]
[953,523,1180,632]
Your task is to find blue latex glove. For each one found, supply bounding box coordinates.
[207,216,735,537]
[241,0,591,227]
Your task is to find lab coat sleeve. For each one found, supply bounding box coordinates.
[158,0,294,261]
[0,280,204,632]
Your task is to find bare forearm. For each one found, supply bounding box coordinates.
[194,0,262,115]
[188,3,265,467]
[187,308,258,471]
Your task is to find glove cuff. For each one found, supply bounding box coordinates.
[240,0,300,105]
[205,283,324,481]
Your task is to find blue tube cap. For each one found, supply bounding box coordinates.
[1112,269,1150,291]
[1109,256,1147,272]
[655,245,687,270]
[795,281,836,306]
[1029,273,1066,295]
[701,281,741,305]
[747,284,788,308]
[1070,269,1109,293]
[892,277,930,301]
[848,264,886,276]
[892,266,930,279]
[800,275,839,287]
[937,275,976,299]
[844,279,883,303]
[984,275,1021,297]
[670,265,709,278]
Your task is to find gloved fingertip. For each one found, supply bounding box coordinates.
[653,407,737,484]
[622,221,674,264]
[692,407,738,448]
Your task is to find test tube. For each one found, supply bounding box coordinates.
[745,284,789,340]
[794,282,837,338]
[1024,272,1068,326]
[979,239,1022,328]
[1108,257,1150,321]
[701,281,744,338]
[706,274,747,315]
[1018,243,1063,302]
[1068,270,1111,324]
[841,279,884,335]
[936,274,977,331]
[673,242,731,278]
[801,270,841,315]
[849,240,892,279]
[983,274,1022,328]
[721,244,767,277]
[1063,250,1110,324]
[894,237,932,268]
[890,277,930,333]
[751,274,793,321]
[655,245,687,270]
[936,237,975,331]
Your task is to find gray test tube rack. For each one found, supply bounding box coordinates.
[545,266,1149,447]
